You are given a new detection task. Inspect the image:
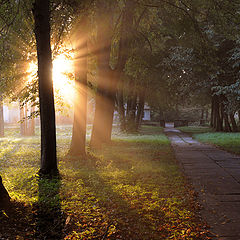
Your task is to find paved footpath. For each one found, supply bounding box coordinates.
[164,124,240,240]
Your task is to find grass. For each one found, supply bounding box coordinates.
[178,126,240,154]
[177,126,214,134]
[0,125,207,239]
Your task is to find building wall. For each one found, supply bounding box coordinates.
[3,104,20,123]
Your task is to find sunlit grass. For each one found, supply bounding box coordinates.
[177,126,214,134]
[178,126,240,154]
[194,132,240,154]
[0,125,206,239]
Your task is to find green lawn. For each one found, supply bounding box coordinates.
[0,125,206,239]
[178,126,240,154]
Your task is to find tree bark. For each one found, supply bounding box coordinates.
[0,175,10,211]
[118,86,126,131]
[69,18,88,157]
[206,109,209,121]
[0,97,4,137]
[210,96,214,128]
[214,96,222,131]
[33,0,57,175]
[201,108,204,119]
[230,113,238,132]
[136,89,145,130]
[220,101,231,132]
[224,114,232,132]
[126,83,137,132]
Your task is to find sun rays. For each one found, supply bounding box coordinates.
[26,51,76,106]
[52,54,75,105]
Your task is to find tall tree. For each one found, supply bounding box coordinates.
[90,0,135,148]
[90,0,114,149]
[69,17,88,157]
[33,0,58,175]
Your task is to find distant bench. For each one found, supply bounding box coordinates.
[142,120,166,127]
[174,120,188,127]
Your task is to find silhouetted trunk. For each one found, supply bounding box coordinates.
[115,0,135,132]
[0,175,10,210]
[220,101,231,132]
[33,0,57,175]
[214,96,222,131]
[206,109,209,121]
[0,97,4,137]
[201,109,204,119]
[230,113,238,132]
[126,83,137,132]
[118,86,126,131]
[20,105,25,135]
[136,89,145,130]
[70,18,88,157]
[126,79,135,122]
[224,114,232,132]
[210,96,214,127]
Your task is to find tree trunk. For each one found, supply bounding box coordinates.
[24,104,28,135]
[29,106,35,136]
[33,0,57,175]
[210,96,214,128]
[220,102,231,132]
[230,113,238,132]
[201,108,204,119]
[0,175,10,211]
[136,89,145,130]
[118,86,126,131]
[126,83,137,132]
[224,114,232,132]
[90,1,114,149]
[0,97,4,137]
[90,0,135,148]
[20,105,25,136]
[69,18,88,157]
[90,77,115,148]
[206,109,209,121]
[215,96,222,131]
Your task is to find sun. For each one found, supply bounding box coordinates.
[52,54,75,104]
[27,52,75,105]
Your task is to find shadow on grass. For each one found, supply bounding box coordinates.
[0,201,35,239]
[63,153,166,240]
[34,176,65,240]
